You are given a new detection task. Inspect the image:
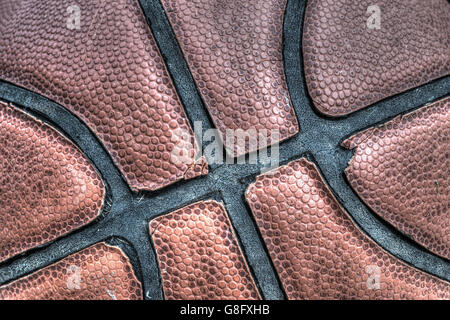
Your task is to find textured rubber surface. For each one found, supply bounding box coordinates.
[160,0,299,156]
[0,0,205,191]
[343,97,449,260]
[0,101,105,263]
[149,201,260,300]
[0,242,142,300]
[303,0,450,116]
[0,0,449,301]
[246,158,450,299]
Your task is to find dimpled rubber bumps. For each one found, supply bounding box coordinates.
[246,158,450,299]
[0,0,205,191]
[303,0,450,116]
[149,200,260,299]
[0,242,142,300]
[0,102,105,263]
[160,0,299,156]
[343,97,450,260]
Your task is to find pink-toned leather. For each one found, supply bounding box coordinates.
[0,101,105,263]
[0,0,206,191]
[343,97,450,260]
[246,158,450,299]
[303,0,450,116]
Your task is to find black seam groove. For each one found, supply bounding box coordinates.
[283,0,450,282]
[339,92,450,146]
[0,0,448,299]
[0,236,143,293]
[0,81,131,199]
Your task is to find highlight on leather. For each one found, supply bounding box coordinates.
[246,158,450,299]
[302,0,450,116]
[0,242,143,300]
[160,0,299,156]
[0,0,206,191]
[0,101,105,263]
[149,200,261,300]
[342,97,449,260]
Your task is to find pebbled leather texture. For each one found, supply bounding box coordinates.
[343,97,449,260]
[149,200,260,300]
[246,158,450,299]
[160,0,299,156]
[0,0,205,191]
[0,101,105,263]
[302,0,450,116]
[0,0,448,301]
[0,242,142,300]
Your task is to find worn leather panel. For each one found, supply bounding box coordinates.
[149,200,260,300]
[160,0,299,156]
[303,0,450,116]
[343,97,449,260]
[0,102,105,263]
[0,242,142,300]
[0,0,205,191]
[246,158,450,299]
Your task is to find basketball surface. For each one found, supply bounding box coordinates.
[0,0,449,300]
